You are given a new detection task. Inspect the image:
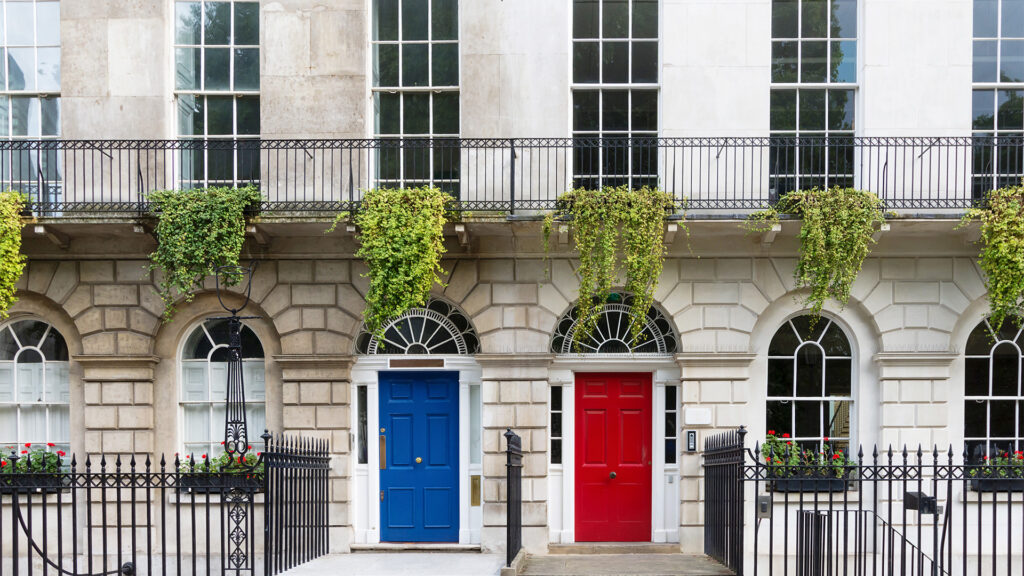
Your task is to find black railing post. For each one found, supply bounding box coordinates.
[504,428,523,567]
[509,139,516,215]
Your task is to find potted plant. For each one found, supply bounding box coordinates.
[968,450,1024,492]
[176,445,264,494]
[761,432,856,492]
[0,443,67,494]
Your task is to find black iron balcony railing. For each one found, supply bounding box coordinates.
[4,136,1022,216]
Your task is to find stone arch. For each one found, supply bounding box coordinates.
[5,291,86,455]
[151,291,282,460]
[548,292,679,355]
[749,289,883,447]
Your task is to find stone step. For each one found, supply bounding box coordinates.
[522,553,733,576]
[548,543,681,555]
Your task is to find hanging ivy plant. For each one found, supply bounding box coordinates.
[355,186,452,336]
[544,186,678,349]
[0,192,26,320]
[960,183,1024,331]
[746,186,884,320]
[148,185,262,321]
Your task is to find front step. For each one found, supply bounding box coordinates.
[350,543,482,552]
[548,543,680,555]
[523,553,733,576]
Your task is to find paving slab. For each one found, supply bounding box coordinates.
[283,552,505,576]
[522,554,733,576]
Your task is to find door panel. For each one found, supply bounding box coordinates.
[575,372,652,542]
[379,371,460,542]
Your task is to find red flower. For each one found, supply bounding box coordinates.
[1,461,6,467]
[57,450,65,457]
[185,455,191,459]
[24,443,31,448]
[247,445,252,450]
[20,450,27,454]
[201,454,207,459]
[220,441,225,445]
[832,454,841,460]
[782,433,790,438]
[256,452,261,457]
[241,455,247,463]
[823,436,829,442]
[983,456,990,460]
[46,443,54,447]
[768,430,776,436]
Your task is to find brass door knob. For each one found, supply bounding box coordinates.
[415,457,423,464]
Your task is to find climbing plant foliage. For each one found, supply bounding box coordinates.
[148,185,262,321]
[544,186,678,349]
[355,186,452,337]
[960,183,1024,331]
[746,187,884,321]
[0,192,26,320]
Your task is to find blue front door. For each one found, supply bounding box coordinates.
[379,371,460,542]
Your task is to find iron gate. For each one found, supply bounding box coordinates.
[703,426,1024,575]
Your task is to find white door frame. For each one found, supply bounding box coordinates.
[350,356,483,545]
[547,357,681,544]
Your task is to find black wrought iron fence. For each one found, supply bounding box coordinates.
[505,428,523,568]
[704,428,747,574]
[704,426,1024,576]
[262,434,330,576]
[4,136,1021,216]
[0,432,329,576]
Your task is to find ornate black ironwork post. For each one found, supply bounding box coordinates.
[214,261,260,574]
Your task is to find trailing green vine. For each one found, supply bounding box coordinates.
[960,183,1024,331]
[0,192,26,320]
[355,186,452,336]
[147,186,262,321]
[746,187,884,320]
[546,186,677,349]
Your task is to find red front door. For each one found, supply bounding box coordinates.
[575,372,652,542]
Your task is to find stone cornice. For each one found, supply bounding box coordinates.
[474,354,554,367]
[873,352,958,380]
[273,354,354,381]
[676,353,756,381]
[73,355,161,382]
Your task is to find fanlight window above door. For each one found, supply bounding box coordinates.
[550,293,677,355]
[356,299,480,355]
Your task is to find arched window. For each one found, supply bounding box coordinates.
[355,299,479,355]
[965,317,1024,461]
[0,319,69,453]
[180,319,265,456]
[549,293,677,355]
[766,315,853,452]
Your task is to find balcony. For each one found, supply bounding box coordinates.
[5,136,1022,217]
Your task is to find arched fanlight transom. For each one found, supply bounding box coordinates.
[550,293,677,355]
[356,299,480,355]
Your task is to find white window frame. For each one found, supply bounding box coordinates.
[178,319,266,458]
[0,0,61,205]
[964,318,1024,460]
[769,0,859,192]
[971,0,1024,194]
[766,315,855,451]
[570,0,661,189]
[0,319,69,453]
[172,0,260,188]
[370,0,460,191]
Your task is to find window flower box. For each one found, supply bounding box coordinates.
[968,451,1024,492]
[761,432,857,493]
[0,444,68,494]
[176,451,264,494]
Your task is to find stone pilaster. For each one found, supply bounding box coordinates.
[676,353,755,555]
[276,354,353,553]
[478,354,553,555]
[875,353,957,452]
[76,355,159,460]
